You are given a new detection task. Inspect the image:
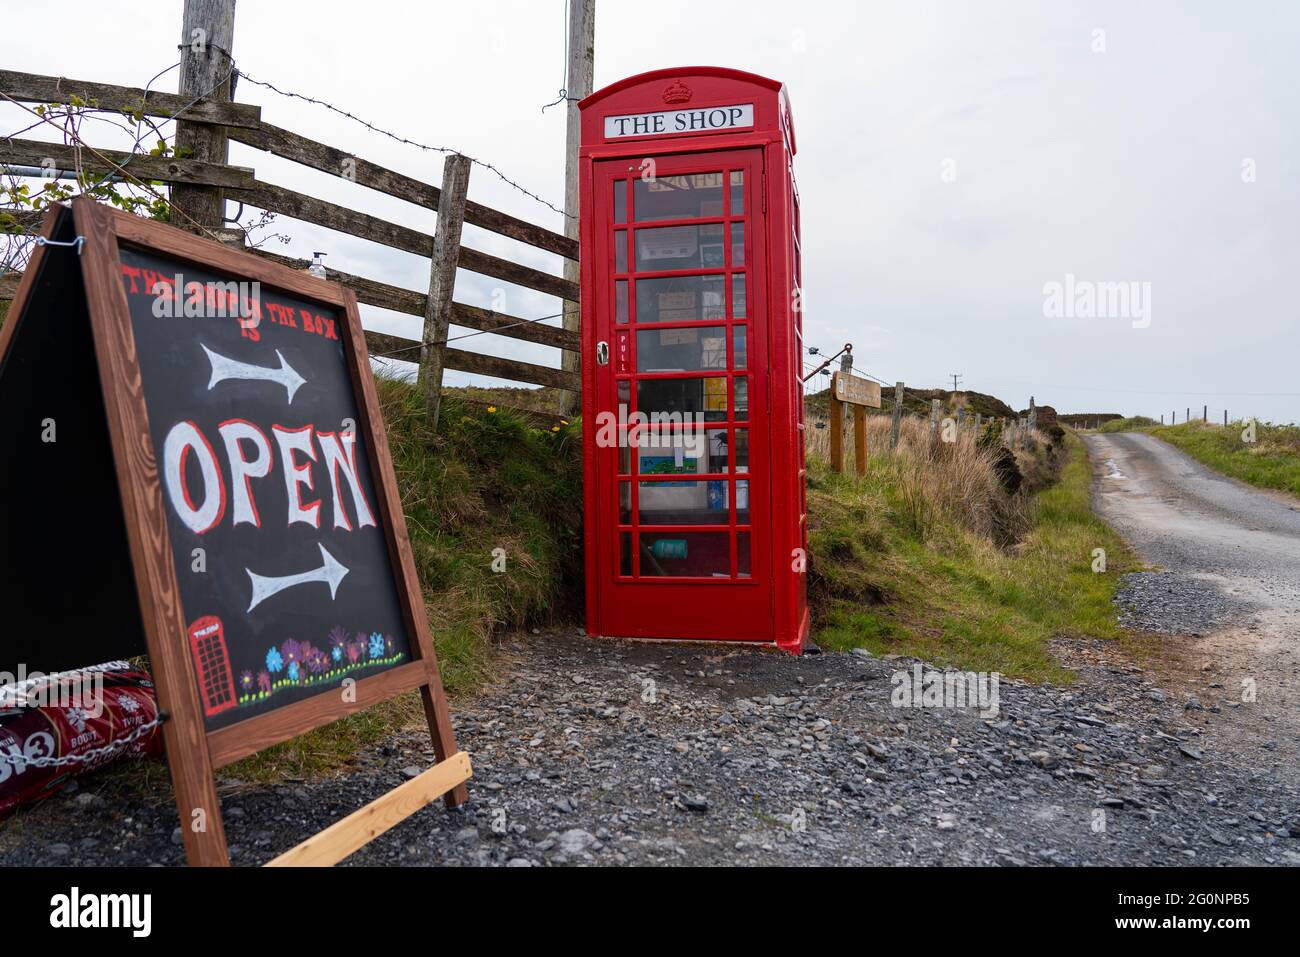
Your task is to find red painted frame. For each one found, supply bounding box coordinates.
[579,67,809,653]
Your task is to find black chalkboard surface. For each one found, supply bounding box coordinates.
[1,200,469,865]
[116,246,411,731]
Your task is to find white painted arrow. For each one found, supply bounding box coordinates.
[246,543,349,612]
[202,343,307,404]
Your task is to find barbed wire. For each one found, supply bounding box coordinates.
[233,69,573,222]
[0,51,245,248]
[0,92,226,243]
[365,308,569,364]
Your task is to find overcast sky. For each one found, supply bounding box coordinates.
[6,0,1298,421]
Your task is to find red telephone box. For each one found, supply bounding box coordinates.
[578,67,808,653]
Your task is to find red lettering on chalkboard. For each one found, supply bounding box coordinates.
[317,431,377,530]
[272,424,321,529]
[218,418,273,529]
[162,420,227,535]
[120,265,142,294]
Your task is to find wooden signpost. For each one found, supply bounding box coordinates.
[0,200,471,866]
[829,371,881,475]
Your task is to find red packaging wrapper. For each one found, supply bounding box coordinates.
[0,664,163,819]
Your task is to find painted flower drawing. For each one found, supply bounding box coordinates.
[280,638,303,668]
[237,623,406,712]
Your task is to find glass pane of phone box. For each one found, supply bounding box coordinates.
[639,531,730,578]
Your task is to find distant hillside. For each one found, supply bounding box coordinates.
[806,385,1017,422]
[1059,413,1125,428]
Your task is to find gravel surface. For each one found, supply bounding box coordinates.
[4,433,1297,867]
[1085,431,1300,795]
[1086,431,1300,633]
[3,631,1298,867]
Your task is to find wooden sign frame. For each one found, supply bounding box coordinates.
[829,371,882,476]
[0,200,470,866]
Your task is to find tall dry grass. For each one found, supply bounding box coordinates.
[806,413,1053,546]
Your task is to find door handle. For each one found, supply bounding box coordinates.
[596,341,610,366]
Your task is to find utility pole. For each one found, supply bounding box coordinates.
[950,373,962,393]
[560,0,595,417]
[172,0,237,233]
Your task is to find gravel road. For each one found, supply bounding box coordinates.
[3,631,1297,867]
[3,433,1297,867]
[1084,431,1300,782]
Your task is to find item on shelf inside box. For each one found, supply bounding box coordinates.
[659,327,698,345]
[707,479,727,511]
[650,538,688,560]
[704,377,728,412]
[640,455,698,483]
[701,336,726,368]
[638,230,698,263]
[658,291,697,310]
[702,290,725,321]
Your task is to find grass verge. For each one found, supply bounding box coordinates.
[1127,420,1300,498]
[809,427,1135,682]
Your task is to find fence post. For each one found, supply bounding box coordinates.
[929,398,940,433]
[854,404,867,475]
[1224,409,1228,426]
[829,388,844,473]
[975,412,982,431]
[1203,405,1208,422]
[419,154,472,427]
[890,381,904,449]
[171,0,237,233]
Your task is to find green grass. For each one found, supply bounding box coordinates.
[810,433,1135,681]
[1094,415,1158,433]
[1128,420,1300,498]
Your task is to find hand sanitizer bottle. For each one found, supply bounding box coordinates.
[307,252,327,280]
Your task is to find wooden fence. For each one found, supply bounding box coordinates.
[0,68,579,411]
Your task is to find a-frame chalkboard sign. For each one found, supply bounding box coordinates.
[0,199,471,866]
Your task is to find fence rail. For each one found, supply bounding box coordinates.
[0,68,578,405]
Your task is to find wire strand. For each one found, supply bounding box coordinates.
[234,69,572,221]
